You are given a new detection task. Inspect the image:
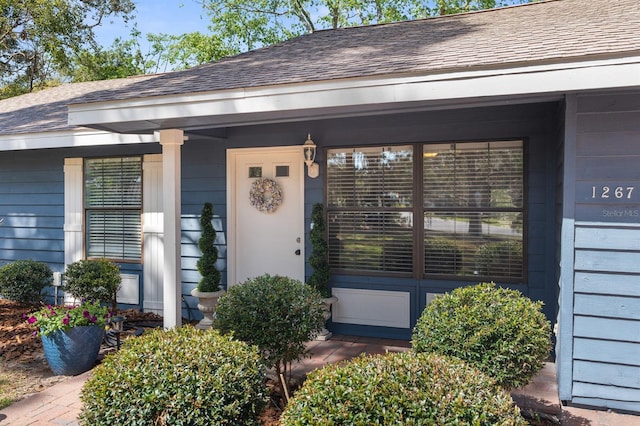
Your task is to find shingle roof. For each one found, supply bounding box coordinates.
[1,0,639,136]
[73,0,640,103]
[0,76,156,135]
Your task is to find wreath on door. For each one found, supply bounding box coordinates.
[249,178,283,214]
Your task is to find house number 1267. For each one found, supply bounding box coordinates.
[592,186,635,199]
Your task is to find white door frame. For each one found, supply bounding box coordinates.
[226,145,305,286]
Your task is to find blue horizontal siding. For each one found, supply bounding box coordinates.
[567,90,640,412]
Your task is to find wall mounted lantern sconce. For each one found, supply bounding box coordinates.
[303,134,319,178]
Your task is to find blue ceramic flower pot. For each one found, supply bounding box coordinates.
[41,325,104,376]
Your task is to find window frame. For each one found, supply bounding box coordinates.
[83,156,143,263]
[325,140,528,283]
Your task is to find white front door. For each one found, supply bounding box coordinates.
[227,147,305,286]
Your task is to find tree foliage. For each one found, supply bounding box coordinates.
[200,0,531,54]
[0,0,135,98]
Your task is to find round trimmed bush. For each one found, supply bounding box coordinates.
[412,282,551,388]
[63,259,121,310]
[0,260,52,304]
[214,274,324,377]
[79,326,267,426]
[281,351,526,425]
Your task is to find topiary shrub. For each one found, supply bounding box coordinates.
[214,274,324,381]
[0,260,52,304]
[412,282,551,389]
[79,326,267,426]
[307,203,331,297]
[63,259,121,310]
[196,202,221,292]
[281,351,526,425]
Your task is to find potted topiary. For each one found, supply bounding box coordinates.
[191,202,225,329]
[308,203,337,340]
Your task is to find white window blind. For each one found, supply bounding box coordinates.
[423,141,524,279]
[325,141,524,280]
[327,146,414,274]
[85,157,142,261]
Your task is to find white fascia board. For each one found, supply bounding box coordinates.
[68,56,640,128]
[0,128,157,151]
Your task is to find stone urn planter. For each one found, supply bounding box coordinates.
[316,295,338,341]
[191,288,225,330]
[41,325,104,375]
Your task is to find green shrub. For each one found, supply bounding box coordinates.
[214,274,324,379]
[196,202,221,292]
[281,351,526,425]
[79,326,267,426]
[424,237,462,274]
[63,259,121,310]
[0,260,52,304]
[307,203,331,297]
[476,240,523,277]
[412,282,551,388]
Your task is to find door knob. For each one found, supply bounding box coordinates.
[295,249,301,255]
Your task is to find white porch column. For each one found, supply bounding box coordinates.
[159,129,186,329]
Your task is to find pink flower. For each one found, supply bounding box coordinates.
[90,315,97,323]
[83,310,91,319]
[62,316,70,325]
[27,316,37,324]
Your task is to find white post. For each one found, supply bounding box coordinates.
[159,129,186,329]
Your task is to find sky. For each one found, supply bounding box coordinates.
[94,0,210,48]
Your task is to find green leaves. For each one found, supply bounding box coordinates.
[412,282,552,389]
[196,202,222,292]
[308,203,331,297]
[79,326,267,426]
[0,0,135,97]
[214,274,324,378]
[63,259,121,311]
[281,352,526,425]
[0,259,52,304]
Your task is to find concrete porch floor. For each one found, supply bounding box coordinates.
[0,335,638,425]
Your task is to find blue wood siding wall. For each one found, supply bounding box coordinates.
[1,102,559,337]
[0,144,159,304]
[564,91,640,413]
[0,150,65,272]
[181,102,560,339]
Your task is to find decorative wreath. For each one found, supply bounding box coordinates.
[249,178,283,214]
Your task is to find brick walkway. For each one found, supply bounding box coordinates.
[0,335,638,425]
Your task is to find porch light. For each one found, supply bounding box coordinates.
[303,134,319,178]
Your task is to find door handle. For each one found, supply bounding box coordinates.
[295,249,301,256]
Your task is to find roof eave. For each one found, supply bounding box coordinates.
[68,55,640,134]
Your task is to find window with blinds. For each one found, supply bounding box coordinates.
[327,146,414,274]
[423,141,524,279]
[326,141,525,280]
[85,157,142,261]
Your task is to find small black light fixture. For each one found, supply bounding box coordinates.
[303,134,319,178]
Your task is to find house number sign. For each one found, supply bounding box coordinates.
[576,182,640,223]
[591,185,635,200]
